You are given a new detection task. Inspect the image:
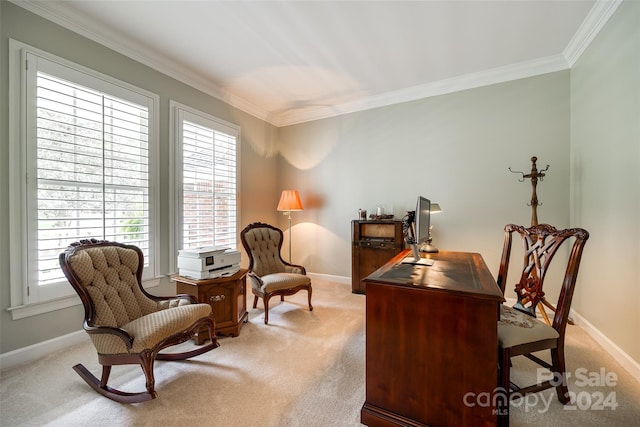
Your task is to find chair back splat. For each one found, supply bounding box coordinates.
[59,238,219,403]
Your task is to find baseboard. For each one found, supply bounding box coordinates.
[569,309,640,383]
[308,272,351,285]
[0,329,88,372]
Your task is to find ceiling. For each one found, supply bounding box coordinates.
[16,0,616,127]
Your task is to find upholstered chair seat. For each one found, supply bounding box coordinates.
[255,272,311,293]
[111,304,213,354]
[498,305,559,349]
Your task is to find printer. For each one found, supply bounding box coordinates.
[177,246,241,280]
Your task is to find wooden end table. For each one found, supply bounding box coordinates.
[172,268,249,342]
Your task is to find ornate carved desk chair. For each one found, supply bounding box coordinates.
[495,224,589,427]
[240,222,313,324]
[59,239,219,403]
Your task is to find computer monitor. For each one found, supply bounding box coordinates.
[402,196,434,265]
[415,196,431,246]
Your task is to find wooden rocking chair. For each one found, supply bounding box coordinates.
[59,239,219,403]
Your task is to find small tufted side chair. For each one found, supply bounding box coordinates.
[240,222,313,324]
[59,239,219,403]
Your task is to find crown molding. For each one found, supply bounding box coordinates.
[275,54,570,127]
[564,0,622,66]
[278,0,621,127]
[11,0,618,128]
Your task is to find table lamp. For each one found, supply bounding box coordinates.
[277,190,303,262]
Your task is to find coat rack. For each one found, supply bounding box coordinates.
[509,156,549,226]
[509,156,563,326]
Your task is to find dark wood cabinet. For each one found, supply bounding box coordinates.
[351,220,404,294]
[173,269,248,341]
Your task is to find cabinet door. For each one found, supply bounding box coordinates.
[352,220,404,294]
[203,285,234,327]
[358,245,399,290]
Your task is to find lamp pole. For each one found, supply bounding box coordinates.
[285,210,292,263]
[277,190,303,264]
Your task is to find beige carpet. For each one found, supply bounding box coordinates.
[1,278,638,427]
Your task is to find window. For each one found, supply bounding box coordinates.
[9,40,159,317]
[171,102,239,268]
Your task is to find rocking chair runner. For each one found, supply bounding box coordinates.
[59,239,219,403]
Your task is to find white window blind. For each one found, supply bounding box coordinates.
[25,53,153,302]
[176,107,238,252]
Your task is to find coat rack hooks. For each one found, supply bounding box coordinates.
[509,156,550,226]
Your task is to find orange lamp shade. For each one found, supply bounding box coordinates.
[277,190,303,211]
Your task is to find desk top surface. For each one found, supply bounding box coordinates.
[364,250,504,301]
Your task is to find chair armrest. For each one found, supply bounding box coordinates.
[247,272,264,290]
[84,321,134,350]
[171,294,199,304]
[148,293,199,305]
[157,294,199,308]
[284,263,306,275]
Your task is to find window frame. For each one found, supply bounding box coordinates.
[8,39,160,320]
[169,101,241,273]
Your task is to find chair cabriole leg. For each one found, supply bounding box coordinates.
[139,351,157,399]
[263,295,270,324]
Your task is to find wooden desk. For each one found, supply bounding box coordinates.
[361,250,504,427]
[173,269,248,341]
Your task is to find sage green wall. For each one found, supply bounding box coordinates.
[0,2,279,353]
[278,72,572,287]
[570,0,640,363]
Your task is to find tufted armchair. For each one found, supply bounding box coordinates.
[240,222,313,324]
[59,239,219,403]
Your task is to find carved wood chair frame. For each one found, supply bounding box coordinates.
[240,222,313,324]
[496,224,589,427]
